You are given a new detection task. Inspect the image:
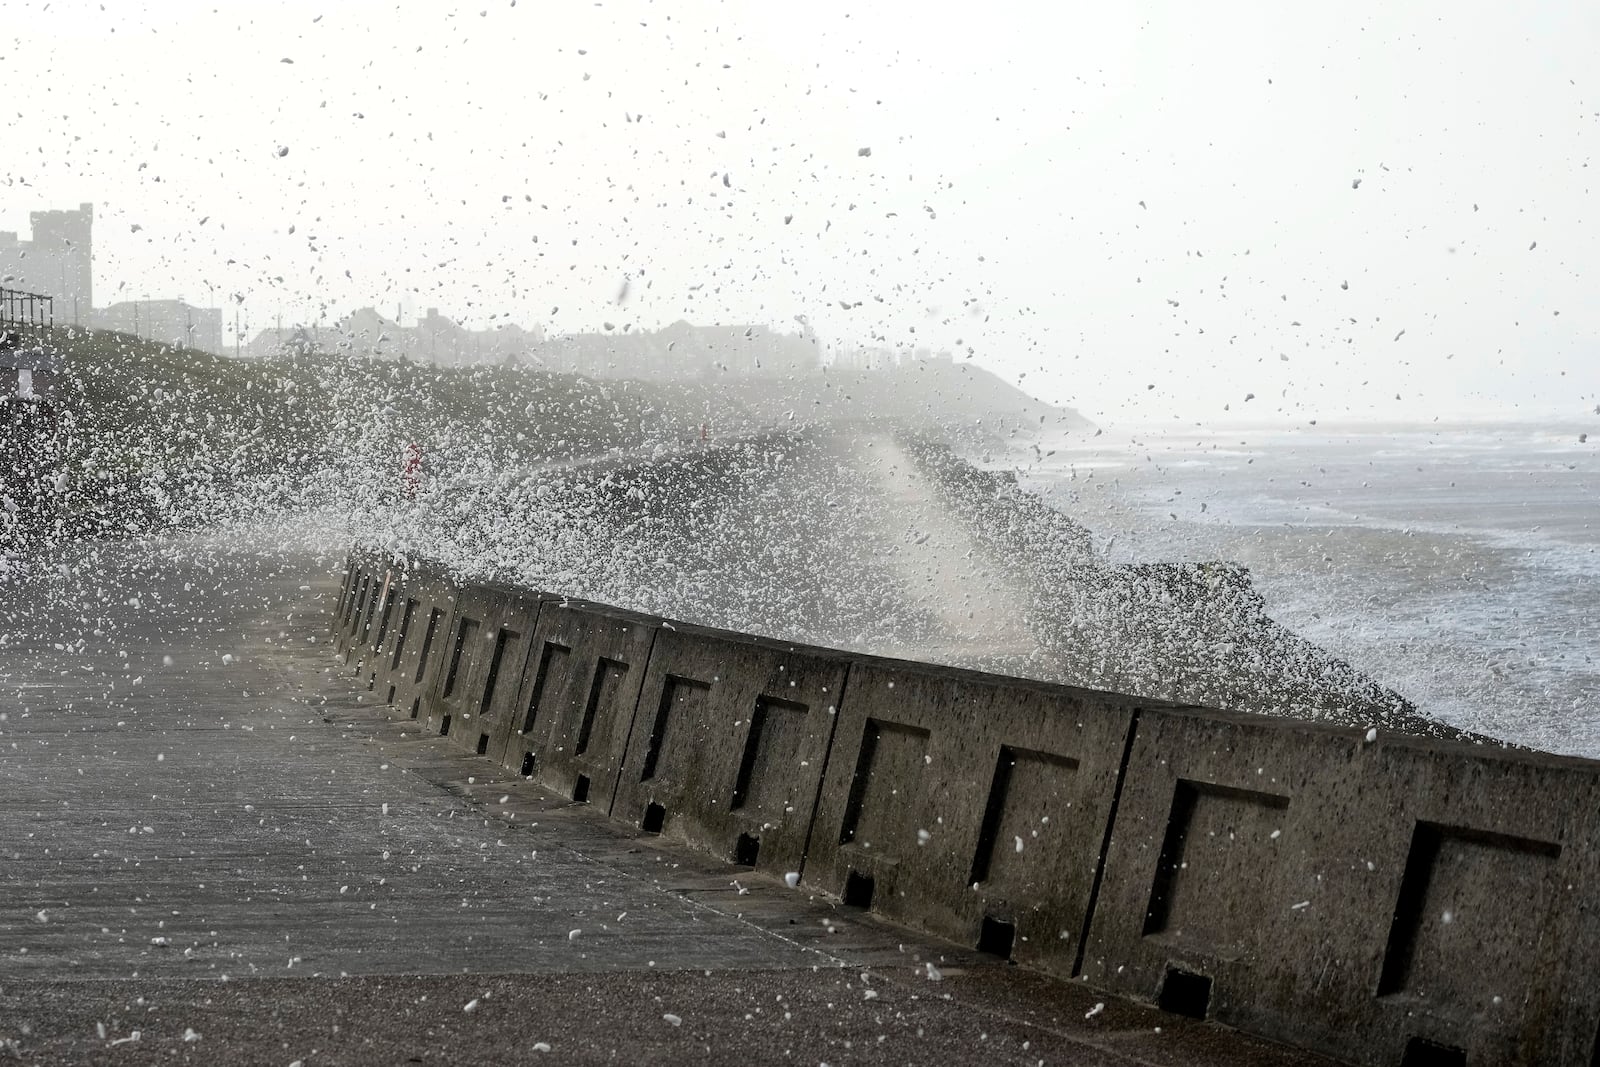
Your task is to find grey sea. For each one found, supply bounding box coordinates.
[1011,421,1599,756]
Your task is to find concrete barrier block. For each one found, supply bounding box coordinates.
[359,570,400,682]
[345,558,391,670]
[342,550,403,665]
[423,581,545,757]
[611,625,850,878]
[337,554,387,662]
[337,566,372,657]
[370,560,464,725]
[1081,708,1600,1066]
[498,600,658,809]
[806,658,1138,971]
[355,567,388,653]
[332,559,358,642]
[333,563,362,652]
[1336,736,1600,1067]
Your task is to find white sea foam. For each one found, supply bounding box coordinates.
[1017,424,1599,755]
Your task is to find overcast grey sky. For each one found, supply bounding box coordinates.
[4,0,1597,422]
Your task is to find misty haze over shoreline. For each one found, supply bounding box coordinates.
[2,1,1596,423]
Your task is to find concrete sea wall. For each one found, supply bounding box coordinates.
[332,549,1600,1067]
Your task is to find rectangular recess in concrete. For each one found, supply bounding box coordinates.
[1376,822,1560,1004]
[416,609,441,684]
[838,718,929,849]
[442,616,480,699]
[480,626,520,715]
[576,658,629,756]
[640,675,710,782]
[969,746,1080,889]
[522,640,571,735]
[1141,780,1290,951]
[731,696,809,812]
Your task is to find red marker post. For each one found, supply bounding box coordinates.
[401,442,423,500]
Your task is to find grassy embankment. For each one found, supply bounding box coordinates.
[4,327,734,543]
[4,327,1076,548]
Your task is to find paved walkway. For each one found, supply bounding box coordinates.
[0,525,1332,1065]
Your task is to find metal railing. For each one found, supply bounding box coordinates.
[0,286,54,329]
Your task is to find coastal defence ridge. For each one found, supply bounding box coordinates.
[3,529,1337,1064]
[337,547,1600,1067]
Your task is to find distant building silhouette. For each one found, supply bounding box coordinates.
[245,307,546,364]
[829,345,952,372]
[530,320,820,380]
[242,309,819,381]
[243,324,340,359]
[96,299,224,355]
[338,307,403,357]
[0,203,93,325]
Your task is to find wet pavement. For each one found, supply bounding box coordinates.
[0,525,1335,1065]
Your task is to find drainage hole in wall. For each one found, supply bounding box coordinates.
[1158,967,1212,1021]
[977,915,1016,960]
[1400,1038,1467,1067]
[641,802,666,834]
[733,833,760,867]
[842,870,875,910]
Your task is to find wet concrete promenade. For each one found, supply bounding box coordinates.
[0,527,1330,1064]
